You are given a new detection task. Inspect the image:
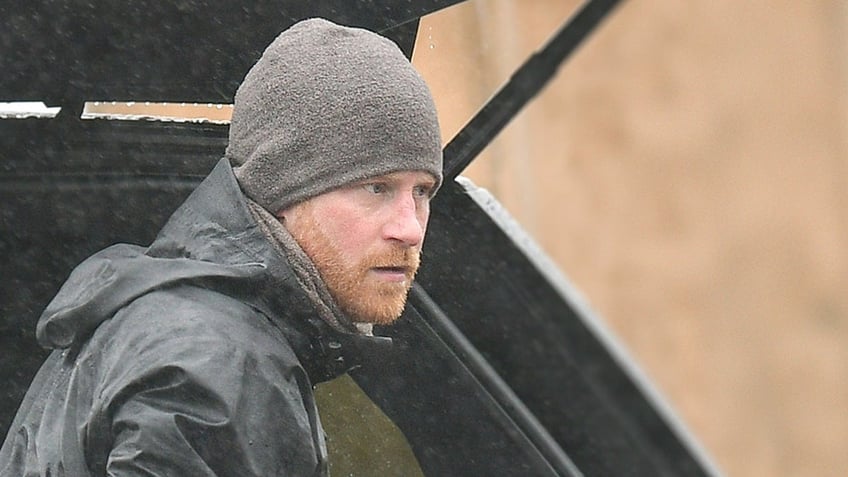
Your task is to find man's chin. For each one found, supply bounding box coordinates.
[351,313,401,326]
[342,289,410,326]
[349,304,406,326]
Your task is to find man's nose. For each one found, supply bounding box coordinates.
[383,194,426,247]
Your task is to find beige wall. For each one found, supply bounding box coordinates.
[414,1,848,476]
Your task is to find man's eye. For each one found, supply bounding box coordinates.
[414,185,434,199]
[364,183,387,194]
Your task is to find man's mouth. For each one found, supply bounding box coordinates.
[373,266,409,275]
[374,266,408,273]
[371,265,413,282]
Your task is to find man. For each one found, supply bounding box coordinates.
[0,17,442,476]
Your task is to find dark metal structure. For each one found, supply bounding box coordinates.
[0,1,719,475]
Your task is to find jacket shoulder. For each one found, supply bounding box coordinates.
[84,284,305,395]
[114,285,292,355]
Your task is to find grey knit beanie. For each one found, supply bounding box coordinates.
[226,18,443,213]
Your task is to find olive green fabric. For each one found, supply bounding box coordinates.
[315,374,424,477]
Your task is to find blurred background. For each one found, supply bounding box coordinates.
[411,1,847,476]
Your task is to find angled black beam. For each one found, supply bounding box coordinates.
[443,0,623,180]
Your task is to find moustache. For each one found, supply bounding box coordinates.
[363,247,421,276]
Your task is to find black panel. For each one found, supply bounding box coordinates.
[0,0,459,103]
[277,0,464,30]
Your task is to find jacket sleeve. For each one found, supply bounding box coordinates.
[100,339,324,477]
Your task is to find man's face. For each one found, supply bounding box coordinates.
[279,171,437,325]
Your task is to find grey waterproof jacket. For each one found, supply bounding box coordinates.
[0,159,385,476]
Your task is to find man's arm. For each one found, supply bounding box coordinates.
[99,351,322,476]
[85,312,325,477]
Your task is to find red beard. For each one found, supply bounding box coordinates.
[290,213,420,325]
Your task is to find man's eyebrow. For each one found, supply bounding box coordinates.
[350,177,386,186]
[354,173,436,186]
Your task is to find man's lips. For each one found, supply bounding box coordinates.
[370,266,413,282]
